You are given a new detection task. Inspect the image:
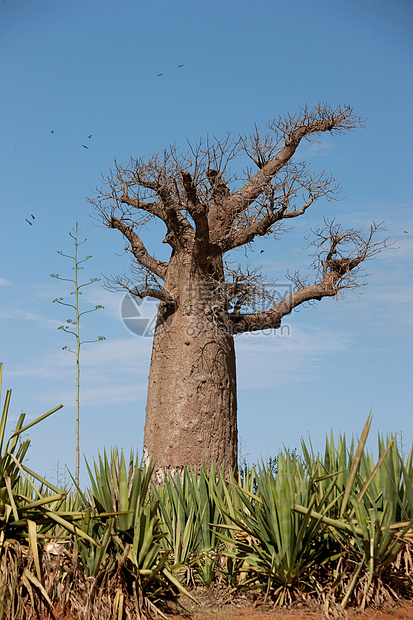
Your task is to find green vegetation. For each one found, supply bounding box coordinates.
[0,368,412,618]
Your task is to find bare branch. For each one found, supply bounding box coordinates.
[181,171,209,245]
[231,280,337,333]
[213,163,341,253]
[230,219,390,334]
[104,258,176,304]
[311,219,393,291]
[118,191,164,219]
[105,276,175,304]
[109,217,168,280]
[157,179,195,250]
[89,104,379,322]
[226,103,363,223]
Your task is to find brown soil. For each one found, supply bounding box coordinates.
[166,599,413,620]
[43,598,413,620]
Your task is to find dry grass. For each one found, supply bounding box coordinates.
[0,542,176,620]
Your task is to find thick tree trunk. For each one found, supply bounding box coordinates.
[143,253,238,481]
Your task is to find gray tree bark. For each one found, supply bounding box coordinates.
[143,252,238,480]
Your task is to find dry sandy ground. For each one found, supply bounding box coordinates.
[48,599,413,620]
[166,600,413,620]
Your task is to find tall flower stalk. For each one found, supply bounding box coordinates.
[51,222,105,485]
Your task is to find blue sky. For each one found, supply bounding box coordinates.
[0,0,412,485]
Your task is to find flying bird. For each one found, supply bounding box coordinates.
[404,231,408,234]
[82,144,88,149]
[25,219,32,226]
[260,250,264,254]
[178,64,184,67]
[51,130,54,133]
[88,135,92,138]
[157,73,163,76]
[31,214,35,220]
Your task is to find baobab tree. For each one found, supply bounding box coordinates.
[90,103,388,481]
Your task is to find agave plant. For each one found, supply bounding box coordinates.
[81,448,196,610]
[0,363,105,618]
[85,447,153,535]
[183,463,228,587]
[338,429,413,609]
[154,467,202,581]
[294,415,413,609]
[216,451,331,606]
[154,462,236,587]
